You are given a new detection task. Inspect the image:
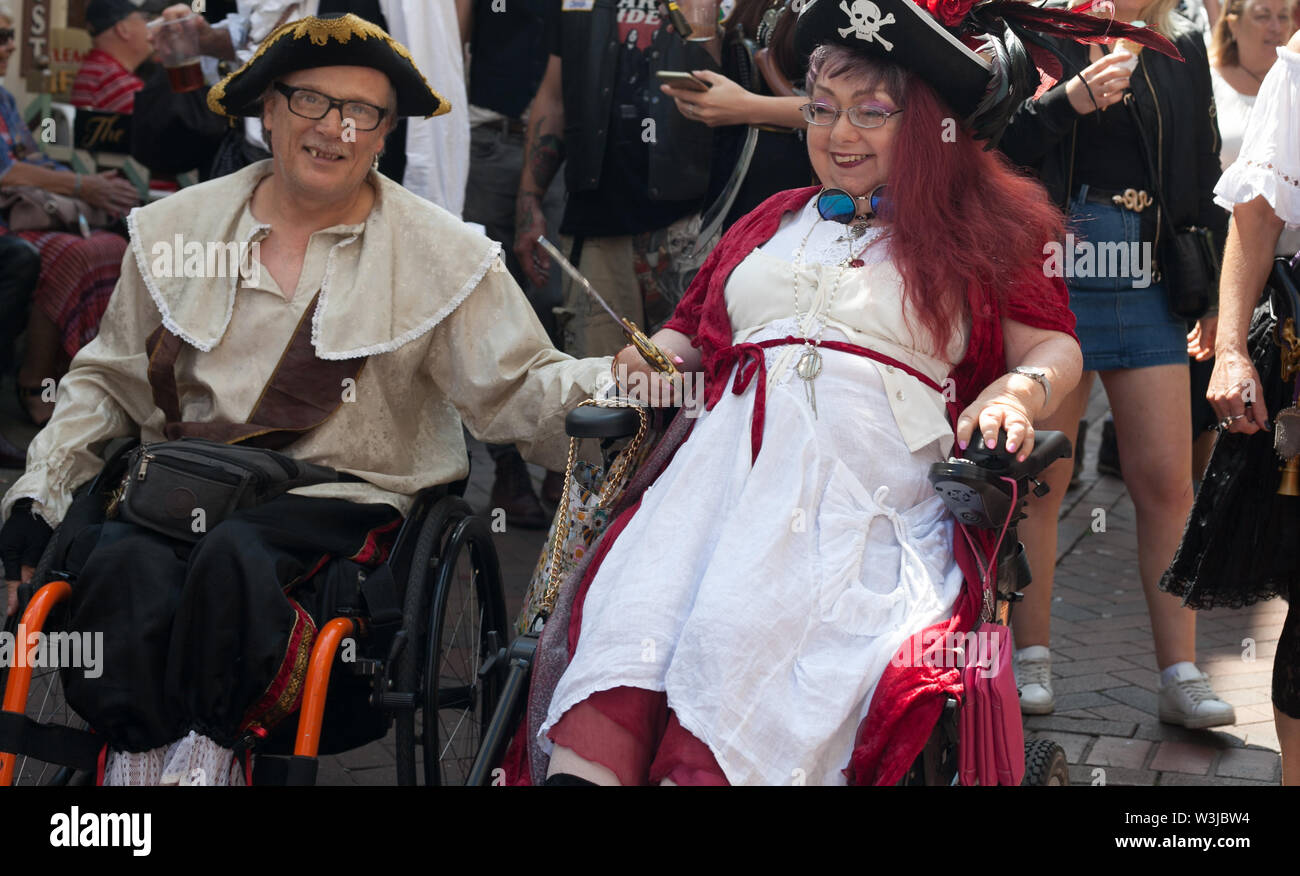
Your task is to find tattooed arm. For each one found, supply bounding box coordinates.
[515,55,566,289]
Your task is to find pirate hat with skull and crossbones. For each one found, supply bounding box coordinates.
[793,0,1182,145]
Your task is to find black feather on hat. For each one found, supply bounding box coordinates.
[207,13,448,120]
[794,0,1182,147]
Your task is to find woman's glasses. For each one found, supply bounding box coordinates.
[274,83,388,131]
[800,101,904,129]
[0,28,16,45]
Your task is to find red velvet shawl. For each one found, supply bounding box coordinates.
[563,186,1076,785]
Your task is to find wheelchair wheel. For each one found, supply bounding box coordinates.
[1,541,92,787]
[394,499,507,785]
[1022,737,1069,786]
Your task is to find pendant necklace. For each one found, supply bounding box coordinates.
[791,213,885,416]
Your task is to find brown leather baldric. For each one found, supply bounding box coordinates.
[144,292,366,450]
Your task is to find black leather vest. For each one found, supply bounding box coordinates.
[557,0,715,200]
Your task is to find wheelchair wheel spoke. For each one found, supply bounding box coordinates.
[437,684,474,710]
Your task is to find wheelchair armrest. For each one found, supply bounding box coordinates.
[1011,430,1071,482]
[927,430,1073,528]
[565,405,644,439]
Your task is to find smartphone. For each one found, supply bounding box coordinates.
[655,70,710,92]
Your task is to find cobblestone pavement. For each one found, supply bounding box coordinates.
[0,378,1284,785]
[1026,387,1283,787]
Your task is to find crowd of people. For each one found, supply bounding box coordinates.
[0,0,1296,785]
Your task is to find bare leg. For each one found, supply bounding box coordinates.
[546,744,622,786]
[1098,365,1196,669]
[1275,708,1300,786]
[1012,371,1095,649]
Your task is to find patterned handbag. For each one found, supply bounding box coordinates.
[515,399,652,636]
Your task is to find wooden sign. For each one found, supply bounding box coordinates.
[46,28,92,99]
[20,0,52,76]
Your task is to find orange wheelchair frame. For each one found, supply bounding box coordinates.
[0,485,508,787]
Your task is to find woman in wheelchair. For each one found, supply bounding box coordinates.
[533,1,1173,786]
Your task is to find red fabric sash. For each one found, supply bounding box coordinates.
[709,336,945,463]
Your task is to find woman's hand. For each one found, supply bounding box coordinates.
[1187,315,1218,362]
[1208,348,1269,434]
[80,171,139,216]
[1064,52,1133,114]
[611,343,687,407]
[955,377,1040,462]
[661,70,753,127]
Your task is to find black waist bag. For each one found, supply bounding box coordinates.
[112,437,348,543]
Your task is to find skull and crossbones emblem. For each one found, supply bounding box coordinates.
[838,0,896,51]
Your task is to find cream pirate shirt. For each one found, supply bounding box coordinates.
[3,160,610,526]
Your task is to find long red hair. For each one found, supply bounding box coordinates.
[806,46,1065,353]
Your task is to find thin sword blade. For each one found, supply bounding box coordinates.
[536,236,625,328]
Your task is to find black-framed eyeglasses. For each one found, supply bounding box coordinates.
[800,101,904,130]
[0,28,16,45]
[273,83,388,131]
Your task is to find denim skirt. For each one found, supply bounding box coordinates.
[1064,185,1188,371]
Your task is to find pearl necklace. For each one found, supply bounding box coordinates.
[790,213,886,416]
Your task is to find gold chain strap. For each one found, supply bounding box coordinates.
[537,399,649,620]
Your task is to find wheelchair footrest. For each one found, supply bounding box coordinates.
[0,710,103,773]
[251,754,319,786]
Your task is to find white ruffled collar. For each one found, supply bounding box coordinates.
[127,160,500,359]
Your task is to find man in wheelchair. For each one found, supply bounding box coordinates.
[0,14,608,785]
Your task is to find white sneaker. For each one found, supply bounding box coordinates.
[1014,646,1055,715]
[1158,665,1236,729]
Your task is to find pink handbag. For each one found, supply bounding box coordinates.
[958,621,1025,786]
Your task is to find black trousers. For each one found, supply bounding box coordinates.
[60,494,400,752]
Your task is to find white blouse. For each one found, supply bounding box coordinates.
[722,199,970,454]
[1215,47,1300,229]
[1211,63,1300,254]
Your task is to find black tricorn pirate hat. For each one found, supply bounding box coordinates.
[208,13,449,120]
[794,0,1181,146]
[796,0,992,119]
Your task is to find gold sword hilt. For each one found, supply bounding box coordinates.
[622,319,680,378]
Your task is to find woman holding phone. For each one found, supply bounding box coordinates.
[659,0,812,232]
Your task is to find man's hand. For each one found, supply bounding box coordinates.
[515,57,565,289]
[0,499,54,617]
[157,4,233,60]
[514,194,550,288]
[81,171,140,216]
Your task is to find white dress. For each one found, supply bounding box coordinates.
[541,201,970,785]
